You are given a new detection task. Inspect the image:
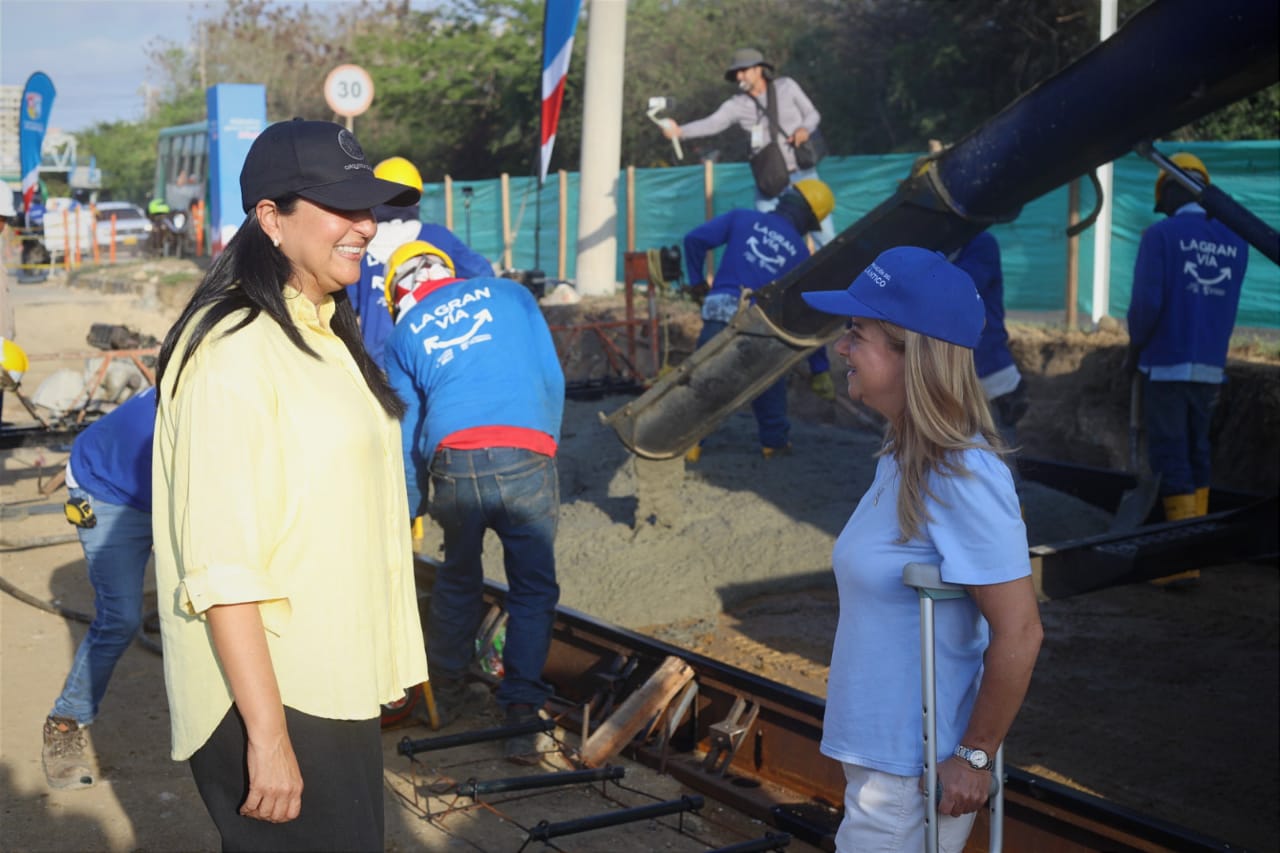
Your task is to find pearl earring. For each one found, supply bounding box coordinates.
[272,238,280,248]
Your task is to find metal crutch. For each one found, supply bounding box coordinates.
[903,562,1003,853]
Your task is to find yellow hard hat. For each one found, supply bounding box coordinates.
[1,336,29,386]
[384,240,456,318]
[1154,152,1210,206]
[793,179,834,224]
[374,156,424,193]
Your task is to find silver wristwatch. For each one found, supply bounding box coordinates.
[953,744,992,771]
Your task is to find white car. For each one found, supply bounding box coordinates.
[94,202,152,253]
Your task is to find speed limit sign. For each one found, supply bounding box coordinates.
[324,64,374,118]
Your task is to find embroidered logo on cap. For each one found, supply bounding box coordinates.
[337,129,373,172]
[338,129,365,161]
[866,262,891,288]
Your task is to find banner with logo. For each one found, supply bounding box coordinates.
[206,83,267,254]
[539,0,583,185]
[19,71,56,214]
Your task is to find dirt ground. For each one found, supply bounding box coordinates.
[1,259,1277,851]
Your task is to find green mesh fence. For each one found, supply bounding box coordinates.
[419,141,1279,329]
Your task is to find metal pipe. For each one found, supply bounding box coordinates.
[455,765,624,798]
[602,0,1279,460]
[397,717,554,757]
[525,795,704,843]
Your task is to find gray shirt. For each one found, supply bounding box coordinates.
[679,76,821,174]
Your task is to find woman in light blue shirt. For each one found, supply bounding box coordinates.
[802,246,1043,853]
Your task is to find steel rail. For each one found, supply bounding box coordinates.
[472,576,1246,852]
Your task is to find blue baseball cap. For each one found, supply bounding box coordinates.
[801,246,985,348]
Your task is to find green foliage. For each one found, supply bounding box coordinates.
[1175,84,1280,142]
[72,0,1279,195]
[78,120,168,203]
[358,0,555,179]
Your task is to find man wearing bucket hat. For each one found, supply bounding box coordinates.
[802,247,1042,853]
[1126,153,1249,523]
[152,119,429,849]
[662,47,835,246]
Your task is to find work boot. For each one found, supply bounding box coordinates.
[810,371,836,401]
[1193,487,1210,517]
[430,678,492,729]
[1161,493,1197,521]
[503,703,544,766]
[684,445,702,464]
[761,444,792,460]
[42,716,95,790]
[1150,494,1201,587]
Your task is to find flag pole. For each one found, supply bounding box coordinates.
[538,0,584,277]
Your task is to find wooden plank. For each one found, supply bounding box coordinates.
[581,655,693,767]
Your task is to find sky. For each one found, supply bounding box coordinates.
[0,0,438,133]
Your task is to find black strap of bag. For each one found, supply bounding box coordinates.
[756,81,825,172]
[748,81,791,198]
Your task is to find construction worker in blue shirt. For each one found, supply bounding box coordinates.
[382,241,564,764]
[42,387,156,790]
[682,179,835,461]
[1126,152,1249,521]
[951,232,1027,452]
[346,156,493,368]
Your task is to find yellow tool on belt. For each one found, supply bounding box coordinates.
[64,498,97,529]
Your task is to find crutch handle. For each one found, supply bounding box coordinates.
[903,562,966,599]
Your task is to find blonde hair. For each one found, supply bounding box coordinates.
[872,320,1004,541]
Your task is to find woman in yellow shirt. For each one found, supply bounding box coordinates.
[153,119,429,851]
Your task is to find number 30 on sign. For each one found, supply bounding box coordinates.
[324,64,375,118]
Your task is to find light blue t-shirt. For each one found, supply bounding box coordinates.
[820,445,1029,777]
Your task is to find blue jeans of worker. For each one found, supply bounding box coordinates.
[1144,378,1218,497]
[754,166,837,248]
[697,320,790,449]
[51,488,151,725]
[427,447,560,710]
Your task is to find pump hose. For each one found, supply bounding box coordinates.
[0,572,163,656]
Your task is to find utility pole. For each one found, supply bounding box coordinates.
[1091,0,1119,323]
[574,0,627,296]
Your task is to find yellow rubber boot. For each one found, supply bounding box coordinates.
[1193,487,1210,517]
[810,371,836,402]
[1162,493,1197,521]
[1151,493,1200,586]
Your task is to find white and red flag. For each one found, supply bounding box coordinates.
[539,0,583,185]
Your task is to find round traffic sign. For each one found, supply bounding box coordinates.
[324,65,374,118]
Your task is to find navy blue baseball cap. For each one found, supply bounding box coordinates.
[239,119,421,213]
[801,246,985,348]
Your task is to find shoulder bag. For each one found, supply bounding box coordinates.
[748,81,792,199]
[793,129,827,171]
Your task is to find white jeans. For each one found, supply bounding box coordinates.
[835,763,978,853]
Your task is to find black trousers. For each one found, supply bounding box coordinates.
[189,705,383,853]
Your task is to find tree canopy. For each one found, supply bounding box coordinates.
[77,0,1279,202]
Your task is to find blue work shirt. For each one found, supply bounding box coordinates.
[1128,204,1249,383]
[68,387,155,512]
[346,220,493,368]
